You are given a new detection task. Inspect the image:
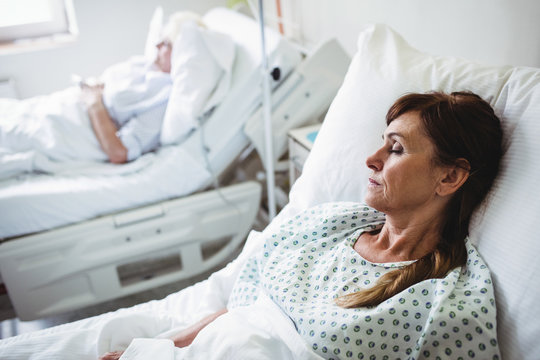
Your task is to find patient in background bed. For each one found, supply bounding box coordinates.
[0,11,205,173]
[100,91,503,359]
[79,11,205,164]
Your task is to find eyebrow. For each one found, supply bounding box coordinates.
[382,131,405,140]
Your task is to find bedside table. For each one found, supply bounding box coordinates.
[288,123,321,187]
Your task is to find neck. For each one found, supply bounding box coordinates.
[380,214,443,259]
[359,203,447,262]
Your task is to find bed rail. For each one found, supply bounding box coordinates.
[0,181,261,320]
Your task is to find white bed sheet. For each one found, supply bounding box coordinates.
[0,230,322,360]
[0,146,211,239]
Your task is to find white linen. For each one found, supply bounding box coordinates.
[0,147,155,178]
[0,146,211,238]
[118,293,323,360]
[160,23,235,145]
[0,87,106,166]
[143,7,164,62]
[122,339,176,359]
[280,23,540,359]
[0,230,323,360]
[0,293,319,360]
[0,230,259,359]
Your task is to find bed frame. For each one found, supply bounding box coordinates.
[0,181,260,320]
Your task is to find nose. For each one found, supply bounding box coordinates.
[365,147,384,172]
[156,41,171,50]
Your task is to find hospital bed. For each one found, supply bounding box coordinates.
[2,5,539,360]
[0,7,350,321]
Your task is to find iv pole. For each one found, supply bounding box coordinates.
[257,0,277,219]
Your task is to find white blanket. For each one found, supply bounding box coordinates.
[117,294,322,360]
[0,144,212,238]
[0,232,319,360]
[0,87,110,178]
[0,147,157,179]
[0,231,321,359]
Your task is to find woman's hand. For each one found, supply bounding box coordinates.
[97,308,227,359]
[171,308,228,348]
[98,350,124,360]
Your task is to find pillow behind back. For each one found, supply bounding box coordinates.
[281,23,540,360]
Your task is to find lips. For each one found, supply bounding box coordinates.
[368,178,380,186]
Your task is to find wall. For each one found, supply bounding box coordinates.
[0,0,224,99]
[5,0,539,99]
[279,0,540,68]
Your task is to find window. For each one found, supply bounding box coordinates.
[0,0,77,43]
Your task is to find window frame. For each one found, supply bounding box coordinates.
[0,0,77,43]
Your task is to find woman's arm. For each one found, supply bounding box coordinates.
[170,308,228,348]
[98,308,228,360]
[80,83,128,164]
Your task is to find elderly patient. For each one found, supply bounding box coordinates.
[99,91,503,359]
[0,11,203,169]
[79,11,205,164]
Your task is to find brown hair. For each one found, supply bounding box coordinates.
[335,91,503,308]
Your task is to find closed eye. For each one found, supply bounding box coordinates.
[389,142,403,154]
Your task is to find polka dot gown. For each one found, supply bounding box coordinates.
[228,202,500,359]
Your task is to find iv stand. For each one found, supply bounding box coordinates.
[258,0,277,219]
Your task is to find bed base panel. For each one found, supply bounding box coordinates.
[0,181,261,320]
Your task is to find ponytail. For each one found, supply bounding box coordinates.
[335,91,501,308]
[335,245,463,308]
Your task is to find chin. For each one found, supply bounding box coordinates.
[364,195,378,209]
[364,195,388,213]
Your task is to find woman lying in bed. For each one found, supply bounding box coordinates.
[100,91,503,359]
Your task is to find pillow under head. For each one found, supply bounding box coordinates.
[160,22,235,145]
[280,23,540,360]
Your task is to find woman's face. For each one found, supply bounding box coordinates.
[364,111,445,214]
[155,40,172,73]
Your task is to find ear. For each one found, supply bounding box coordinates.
[436,158,470,197]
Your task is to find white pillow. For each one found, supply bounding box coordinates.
[280,23,540,360]
[143,6,164,62]
[160,23,235,145]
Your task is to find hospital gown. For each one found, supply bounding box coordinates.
[101,56,172,161]
[229,202,500,359]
